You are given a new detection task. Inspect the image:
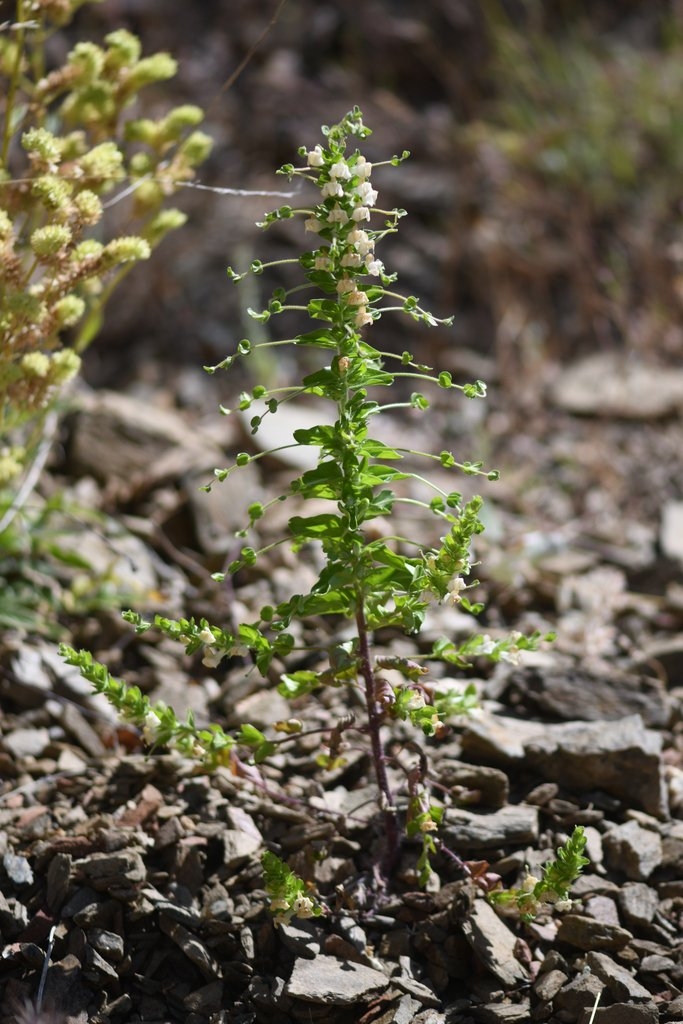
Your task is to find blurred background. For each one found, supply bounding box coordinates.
[66,0,683,403]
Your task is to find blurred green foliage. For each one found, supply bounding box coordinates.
[458,2,683,368]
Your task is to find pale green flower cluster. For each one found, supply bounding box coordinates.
[0,2,212,482]
[303,145,385,328]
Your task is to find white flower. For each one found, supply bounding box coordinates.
[321,180,344,199]
[477,635,497,656]
[355,181,378,206]
[354,157,372,180]
[351,206,370,222]
[347,228,374,256]
[520,873,540,893]
[354,307,374,327]
[199,626,217,644]
[307,145,324,167]
[444,576,466,605]
[202,647,225,669]
[555,898,573,912]
[499,630,523,666]
[269,897,290,911]
[327,204,349,224]
[341,252,362,267]
[305,217,322,233]
[314,254,332,270]
[142,709,162,745]
[292,895,316,919]
[330,160,351,180]
[336,276,356,294]
[347,289,367,306]
[405,691,426,711]
[365,257,383,276]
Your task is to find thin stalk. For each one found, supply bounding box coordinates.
[355,598,400,878]
[1,1,27,167]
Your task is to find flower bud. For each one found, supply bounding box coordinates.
[73,189,103,224]
[22,127,63,169]
[54,294,86,327]
[103,235,151,267]
[307,145,324,167]
[180,130,213,166]
[21,353,50,378]
[126,53,178,92]
[49,349,81,384]
[30,224,72,259]
[104,29,142,68]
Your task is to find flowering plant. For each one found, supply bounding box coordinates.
[62,108,577,915]
[0,0,211,484]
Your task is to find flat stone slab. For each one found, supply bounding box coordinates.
[462,713,667,817]
[460,899,529,988]
[285,954,389,1004]
[603,820,663,881]
[442,803,538,849]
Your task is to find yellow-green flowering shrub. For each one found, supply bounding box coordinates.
[0,0,212,480]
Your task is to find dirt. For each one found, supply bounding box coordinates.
[2,3,683,1023]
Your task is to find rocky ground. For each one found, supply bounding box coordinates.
[3,2,683,1023]
[1,349,683,1024]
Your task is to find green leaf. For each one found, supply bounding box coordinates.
[360,438,402,460]
[278,670,322,698]
[239,723,267,746]
[254,741,277,763]
[295,328,339,349]
[307,298,339,322]
[293,425,336,447]
[288,513,343,540]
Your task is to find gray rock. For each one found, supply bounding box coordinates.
[463,713,667,817]
[278,919,323,959]
[639,953,676,974]
[550,352,683,419]
[183,981,224,1014]
[533,969,567,1002]
[46,852,72,914]
[471,1000,531,1022]
[556,914,632,951]
[435,759,509,808]
[83,944,119,986]
[69,387,223,487]
[393,995,423,1024]
[442,804,538,849]
[603,821,662,881]
[507,666,670,728]
[581,1003,659,1023]
[158,915,220,979]
[618,883,659,929]
[41,953,91,1024]
[285,954,389,1004]
[56,700,106,756]
[585,950,653,1002]
[3,852,34,886]
[554,971,604,1018]
[460,899,529,988]
[73,850,146,890]
[661,501,683,564]
[2,727,51,760]
[0,890,28,935]
[392,973,441,1008]
[663,993,683,1018]
[583,896,620,927]
[86,928,125,962]
[222,829,262,870]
